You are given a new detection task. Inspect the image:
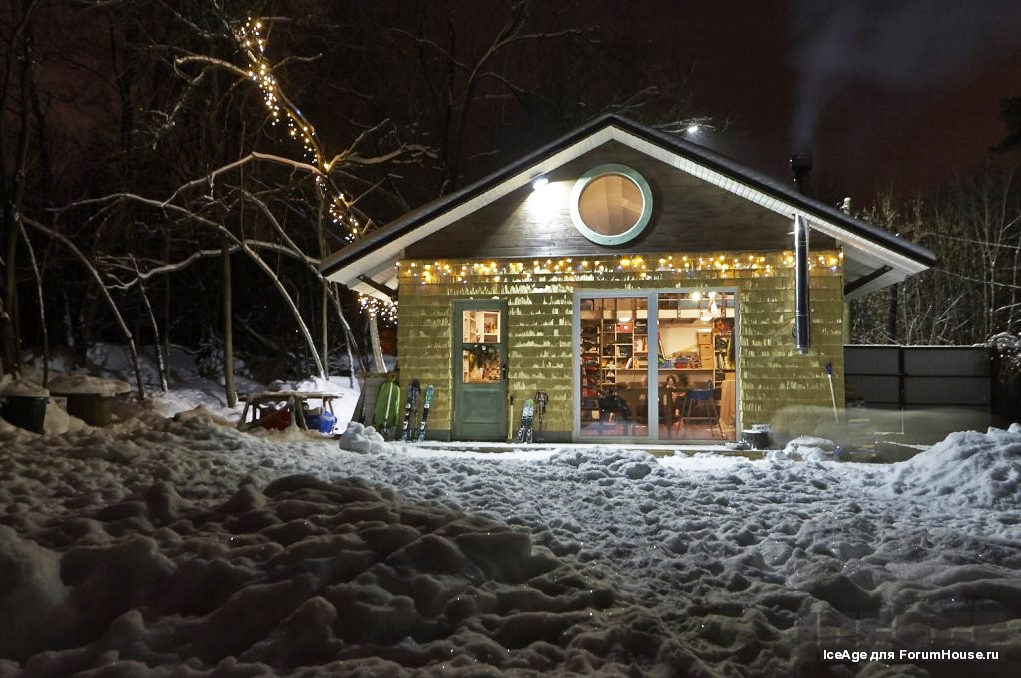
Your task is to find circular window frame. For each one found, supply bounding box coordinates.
[569,164,653,246]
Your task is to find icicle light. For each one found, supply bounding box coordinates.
[398,251,842,285]
[358,294,398,325]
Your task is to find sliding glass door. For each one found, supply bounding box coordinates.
[577,295,651,438]
[574,289,738,442]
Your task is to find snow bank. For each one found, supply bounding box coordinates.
[1,399,1020,675]
[337,421,399,455]
[884,424,1021,508]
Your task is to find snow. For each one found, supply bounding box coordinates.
[0,361,1019,675]
[0,376,49,397]
[46,374,131,397]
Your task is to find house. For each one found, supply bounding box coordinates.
[321,115,935,443]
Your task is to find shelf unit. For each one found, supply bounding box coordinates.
[579,299,649,423]
[463,310,500,343]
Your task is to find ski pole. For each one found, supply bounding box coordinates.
[825,362,839,424]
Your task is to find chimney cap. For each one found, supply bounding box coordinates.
[790,153,813,174]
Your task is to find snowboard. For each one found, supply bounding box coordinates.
[515,398,535,444]
[398,379,421,442]
[372,378,402,440]
[415,384,436,442]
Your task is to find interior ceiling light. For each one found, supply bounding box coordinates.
[531,175,549,191]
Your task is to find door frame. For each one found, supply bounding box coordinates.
[572,287,740,442]
[452,298,509,441]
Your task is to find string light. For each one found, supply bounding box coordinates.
[235,18,369,242]
[358,294,398,325]
[397,251,841,284]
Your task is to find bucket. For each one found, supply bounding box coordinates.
[306,410,338,435]
[742,428,772,449]
[64,394,113,426]
[1,395,49,434]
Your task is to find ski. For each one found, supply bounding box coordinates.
[415,384,436,442]
[398,379,420,442]
[515,398,535,444]
[534,391,549,442]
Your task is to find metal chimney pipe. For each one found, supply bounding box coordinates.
[791,154,812,355]
[793,215,811,354]
[791,154,813,196]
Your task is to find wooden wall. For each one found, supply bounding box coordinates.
[396,252,845,442]
[405,140,837,261]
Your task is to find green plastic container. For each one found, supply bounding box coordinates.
[1,395,49,433]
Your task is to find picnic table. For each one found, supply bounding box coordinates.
[238,390,340,432]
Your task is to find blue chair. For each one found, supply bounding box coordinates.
[679,387,723,438]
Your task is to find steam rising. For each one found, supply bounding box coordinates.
[790,0,1021,151]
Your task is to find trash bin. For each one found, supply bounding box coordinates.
[63,393,113,426]
[742,425,772,450]
[0,395,49,434]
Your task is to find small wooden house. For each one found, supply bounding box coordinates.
[322,115,935,443]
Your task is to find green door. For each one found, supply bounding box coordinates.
[452,300,508,440]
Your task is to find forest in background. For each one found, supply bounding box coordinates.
[2,1,1019,411]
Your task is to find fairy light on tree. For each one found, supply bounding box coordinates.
[234,17,371,242]
[359,294,398,325]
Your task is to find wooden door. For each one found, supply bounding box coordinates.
[452,300,508,440]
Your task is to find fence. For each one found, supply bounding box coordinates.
[844,345,992,444]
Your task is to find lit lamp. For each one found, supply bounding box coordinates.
[531,175,549,191]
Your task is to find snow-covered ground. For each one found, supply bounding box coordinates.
[1,351,1019,677]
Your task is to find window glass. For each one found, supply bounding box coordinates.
[577,174,644,235]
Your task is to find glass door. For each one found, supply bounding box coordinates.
[575,289,738,442]
[655,291,736,440]
[576,295,652,439]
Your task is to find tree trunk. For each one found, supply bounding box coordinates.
[887,283,899,343]
[221,238,236,406]
[368,307,386,372]
[19,222,47,385]
[22,218,146,398]
[1,213,20,373]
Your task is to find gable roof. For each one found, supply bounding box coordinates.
[321,113,936,301]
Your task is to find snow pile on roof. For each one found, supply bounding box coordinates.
[884,424,1021,508]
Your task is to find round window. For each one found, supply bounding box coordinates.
[569,164,653,245]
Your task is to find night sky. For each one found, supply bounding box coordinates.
[641,0,1021,207]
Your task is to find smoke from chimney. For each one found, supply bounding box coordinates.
[788,0,1021,152]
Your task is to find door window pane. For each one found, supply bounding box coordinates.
[463,310,500,343]
[462,346,501,383]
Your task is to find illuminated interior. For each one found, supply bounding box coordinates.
[578,291,737,441]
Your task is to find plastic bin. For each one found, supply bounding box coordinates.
[63,393,113,426]
[306,410,338,434]
[1,395,49,433]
